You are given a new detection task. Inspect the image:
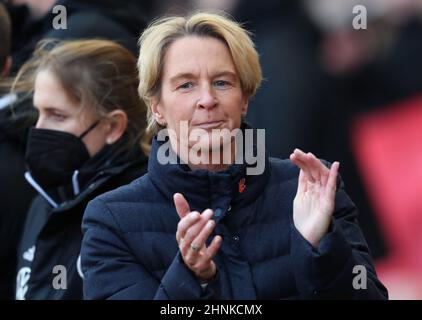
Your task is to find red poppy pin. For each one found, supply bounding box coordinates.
[238,178,246,193]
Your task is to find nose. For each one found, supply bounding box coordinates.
[196,86,217,110]
[35,115,45,129]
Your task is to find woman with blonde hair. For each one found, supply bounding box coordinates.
[13,39,148,299]
[81,12,387,300]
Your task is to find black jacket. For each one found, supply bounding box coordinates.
[81,136,388,299]
[15,139,148,300]
[8,0,149,72]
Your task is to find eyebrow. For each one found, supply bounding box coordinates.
[33,104,67,114]
[169,70,238,84]
[213,71,238,80]
[169,73,196,85]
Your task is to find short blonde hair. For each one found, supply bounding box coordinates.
[137,12,262,134]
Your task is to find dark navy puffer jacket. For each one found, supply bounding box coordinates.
[81,137,388,300]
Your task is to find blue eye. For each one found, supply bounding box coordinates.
[213,80,230,88]
[178,82,194,90]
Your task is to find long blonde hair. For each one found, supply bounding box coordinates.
[12,39,148,150]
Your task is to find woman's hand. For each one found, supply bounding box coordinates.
[173,193,222,282]
[290,149,340,248]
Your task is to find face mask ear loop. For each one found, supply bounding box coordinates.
[72,170,80,196]
[79,120,101,139]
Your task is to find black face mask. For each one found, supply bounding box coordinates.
[25,121,99,189]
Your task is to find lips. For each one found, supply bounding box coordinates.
[194,120,224,130]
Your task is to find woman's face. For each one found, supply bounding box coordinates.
[33,70,108,156]
[152,36,248,153]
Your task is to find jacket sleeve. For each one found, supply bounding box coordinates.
[289,174,389,299]
[81,198,219,300]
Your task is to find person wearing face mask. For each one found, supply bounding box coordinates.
[11,39,148,300]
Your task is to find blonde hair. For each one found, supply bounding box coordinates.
[12,39,148,150]
[137,12,262,134]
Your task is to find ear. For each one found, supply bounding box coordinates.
[1,56,12,78]
[104,109,128,144]
[151,97,166,126]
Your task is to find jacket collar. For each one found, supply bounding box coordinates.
[148,124,270,216]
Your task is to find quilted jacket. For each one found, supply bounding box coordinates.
[81,135,388,300]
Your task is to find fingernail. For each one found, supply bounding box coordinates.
[205,209,214,217]
[207,220,214,228]
[191,212,199,219]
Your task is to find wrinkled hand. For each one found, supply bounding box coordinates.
[174,193,222,282]
[290,149,340,248]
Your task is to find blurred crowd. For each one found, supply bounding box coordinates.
[1,0,422,299]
